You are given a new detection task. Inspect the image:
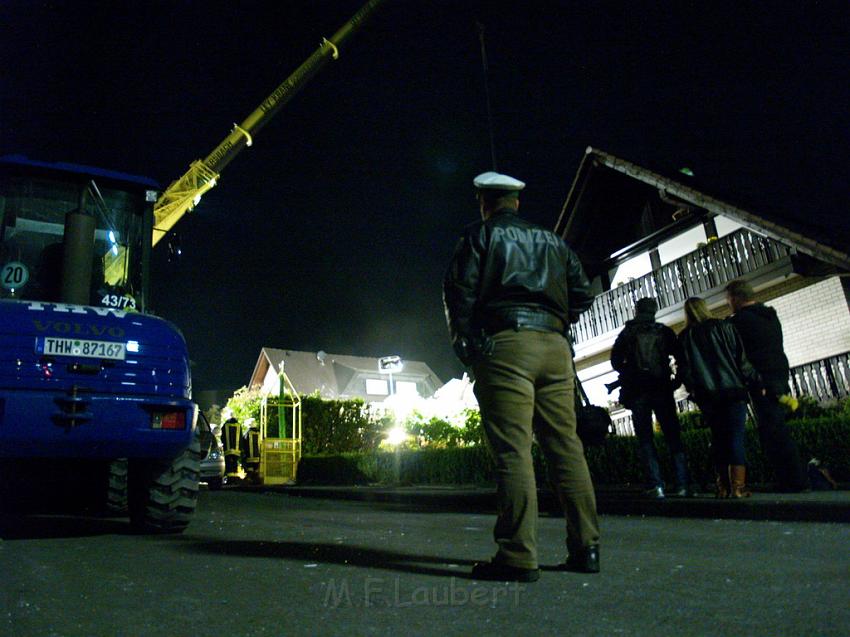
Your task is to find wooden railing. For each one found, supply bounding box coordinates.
[571,228,792,345]
[608,353,850,437]
[790,351,850,402]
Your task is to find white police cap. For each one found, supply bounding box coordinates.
[473,171,526,191]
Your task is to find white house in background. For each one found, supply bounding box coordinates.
[554,147,850,423]
[248,348,443,402]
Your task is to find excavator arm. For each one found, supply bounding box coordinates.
[151,0,386,247]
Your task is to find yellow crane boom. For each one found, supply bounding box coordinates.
[151,0,386,247]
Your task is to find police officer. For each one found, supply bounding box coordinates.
[443,171,600,581]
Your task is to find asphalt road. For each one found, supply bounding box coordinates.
[2,490,848,637]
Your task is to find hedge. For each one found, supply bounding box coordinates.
[299,394,383,455]
[297,416,850,488]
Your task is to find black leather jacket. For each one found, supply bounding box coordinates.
[443,208,594,364]
[728,304,790,395]
[677,318,762,403]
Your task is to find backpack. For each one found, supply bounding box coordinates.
[629,323,672,382]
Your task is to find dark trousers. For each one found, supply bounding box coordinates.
[750,393,808,490]
[701,400,748,466]
[630,390,690,489]
[473,329,599,569]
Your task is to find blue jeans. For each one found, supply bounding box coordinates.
[630,390,690,489]
[701,400,748,466]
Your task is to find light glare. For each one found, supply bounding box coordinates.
[385,426,407,446]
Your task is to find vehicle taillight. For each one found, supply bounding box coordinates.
[151,411,186,430]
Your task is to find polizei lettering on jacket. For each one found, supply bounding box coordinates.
[491,226,561,246]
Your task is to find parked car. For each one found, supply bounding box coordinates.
[198,411,226,490]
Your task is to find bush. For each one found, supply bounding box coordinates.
[404,409,485,449]
[677,410,706,431]
[225,386,263,424]
[300,394,383,455]
[298,416,850,487]
[297,447,495,485]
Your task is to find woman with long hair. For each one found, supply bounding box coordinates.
[677,297,762,498]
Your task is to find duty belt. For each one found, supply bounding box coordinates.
[483,310,565,335]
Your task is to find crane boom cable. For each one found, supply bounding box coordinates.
[152,0,387,247]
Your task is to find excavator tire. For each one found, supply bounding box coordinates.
[106,458,129,515]
[129,437,200,534]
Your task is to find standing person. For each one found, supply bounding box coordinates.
[443,171,599,581]
[725,280,808,491]
[611,297,692,499]
[677,297,762,498]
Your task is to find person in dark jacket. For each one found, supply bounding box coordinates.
[443,171,599,580]
[677,297,762,498]
[725,280,808,491]
[611,297,691,498]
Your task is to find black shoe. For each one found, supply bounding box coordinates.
[561,545,600,574]
[673,486,695,497]
[471,560,540,582]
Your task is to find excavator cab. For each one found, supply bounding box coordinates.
[0,155,154,312]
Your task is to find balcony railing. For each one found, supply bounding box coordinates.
[571,228,792,345]
[790,351,850,402]
[608,352,850,436]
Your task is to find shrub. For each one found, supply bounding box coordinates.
[297,447,495,486]
[403,408,486,449]
[300,393,382,455]
[297,416,850,487]
[225,386,263,424]
[677,410,706,431]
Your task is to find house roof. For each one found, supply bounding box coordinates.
[554,147,850,279]
[250,348,443,399]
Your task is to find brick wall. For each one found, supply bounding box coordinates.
[767,276,850,366]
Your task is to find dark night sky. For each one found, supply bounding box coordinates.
[2,1,848,394]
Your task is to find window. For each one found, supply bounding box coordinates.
[0,174,146,308]
[395,381,419,397]
[366,378,389,395]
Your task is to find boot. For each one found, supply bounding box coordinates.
[730,465,751,498]
[715,465,731,499]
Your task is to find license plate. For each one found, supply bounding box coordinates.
[37,337,126,360]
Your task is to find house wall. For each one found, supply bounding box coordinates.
[262,367,280,395]
[714,215,744,238]
[766,276,850,366]
[577,361,620,410]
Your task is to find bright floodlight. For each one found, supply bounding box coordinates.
[385,426,407,447]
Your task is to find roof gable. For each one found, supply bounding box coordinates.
[250,348,442,399]
[555,147,850,278]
